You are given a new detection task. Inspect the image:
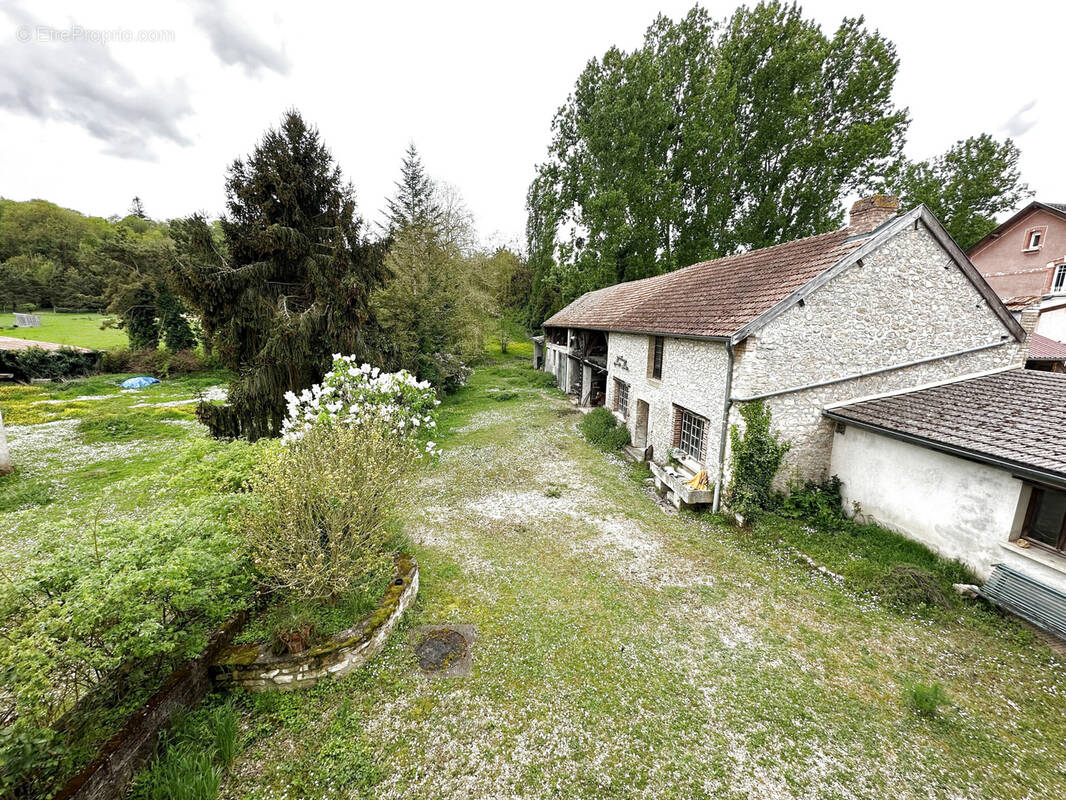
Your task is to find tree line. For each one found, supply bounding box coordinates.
[524,1,1030,326]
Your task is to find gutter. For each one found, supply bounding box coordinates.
[823,411,1066,490]
[730,339,1010,403]
[712,341,735,513]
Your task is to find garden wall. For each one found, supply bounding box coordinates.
[211,555,419,692]
[53,612,247,800]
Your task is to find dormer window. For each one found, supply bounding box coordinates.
[1053,263,1066,294]
[1024,227,1046,251]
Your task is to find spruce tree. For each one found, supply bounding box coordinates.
[170,111,388,440]
[129,196,147,219]
[384,143,442,234]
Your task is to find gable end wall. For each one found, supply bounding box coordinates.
[730,223,1024,484]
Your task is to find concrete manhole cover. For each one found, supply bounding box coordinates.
[412,624,475,677]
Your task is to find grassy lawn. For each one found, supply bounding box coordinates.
[0,370,242,578]
[4,345,1065,798]
[0,311,127,350]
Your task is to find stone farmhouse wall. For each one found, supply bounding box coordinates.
[606,333,729,471]
[729,224,1025,483]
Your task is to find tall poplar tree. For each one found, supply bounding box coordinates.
[525,2,909,323]
[171,111,387,440]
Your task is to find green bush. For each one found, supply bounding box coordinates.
[0,505,254,795]
[903,681,951,718]
[241,423,413,604]
[726,401,789,523]
[781,476,847,528]
[579,407,631,452]
[100,348,208,378]
[529,369,560,388]
[0,346,99,381]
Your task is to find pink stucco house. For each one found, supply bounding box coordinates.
[968,201,1066,349]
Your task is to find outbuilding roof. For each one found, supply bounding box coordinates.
[1028,334,1066,362]
[544,206,1024,343]
[825,369,1066,485]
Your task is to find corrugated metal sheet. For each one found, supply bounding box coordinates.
[982,563,1066,640]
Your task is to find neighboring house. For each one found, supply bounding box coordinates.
[540,196,1029,511]
[825,369,1066,609]
[968,201,1066,343]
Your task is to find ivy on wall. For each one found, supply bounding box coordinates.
[726,400,790,523]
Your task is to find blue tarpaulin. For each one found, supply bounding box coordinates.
[121,376,160,389]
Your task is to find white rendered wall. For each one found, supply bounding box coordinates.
[831,425,1066,592]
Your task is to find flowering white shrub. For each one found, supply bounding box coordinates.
[281,355,440,452]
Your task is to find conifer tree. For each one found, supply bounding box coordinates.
[171,110,388,440]
[129,196,147,219]
[384,143,442,234]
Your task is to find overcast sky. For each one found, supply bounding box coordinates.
[1,0,1062,247]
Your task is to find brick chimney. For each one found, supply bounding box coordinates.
[1015,302,1042,366]
[848,195,900,235]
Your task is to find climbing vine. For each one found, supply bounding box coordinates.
[726,400,790,523]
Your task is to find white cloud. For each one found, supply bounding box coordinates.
[191,0,289,77]
[0,3,192,159]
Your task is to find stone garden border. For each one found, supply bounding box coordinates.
[211,554,419,692]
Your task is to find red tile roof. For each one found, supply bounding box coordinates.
[1028,334,1066,361]
[826,369,1066,484]
[543,228,867,338]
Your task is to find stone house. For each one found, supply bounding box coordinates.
[539,196,1028,511]
[825,369,1066,630]
[968,200,1066,344]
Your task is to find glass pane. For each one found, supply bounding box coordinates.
[1029,489,1066,549]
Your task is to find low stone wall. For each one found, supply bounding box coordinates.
[53,611,247,800]
[211,554,419,692]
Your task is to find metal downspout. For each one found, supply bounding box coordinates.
[712,342,735,513]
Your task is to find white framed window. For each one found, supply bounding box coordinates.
[1024,228,1045,251]
[614,379,630,419]
[1053,263,1066,295]
[675,407,707,462]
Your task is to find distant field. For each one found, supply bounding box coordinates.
[0,312,127,350]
